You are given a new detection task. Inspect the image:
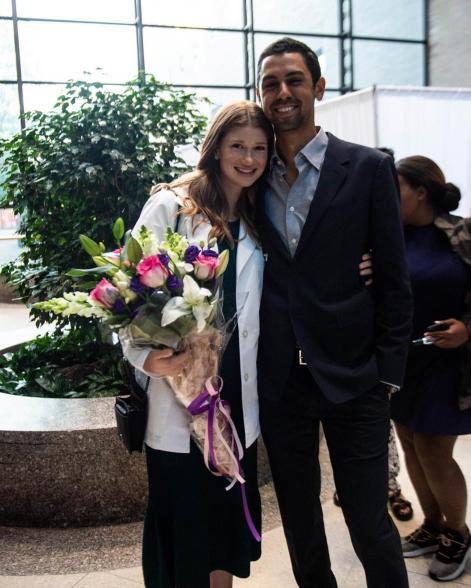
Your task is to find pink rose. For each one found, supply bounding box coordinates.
[136,255,169,288]
[194,254,219,281]
[90,278,120,308]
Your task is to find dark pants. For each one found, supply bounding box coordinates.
[260,362,409,588]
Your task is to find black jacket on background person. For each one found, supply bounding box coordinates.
[257,133,413,404]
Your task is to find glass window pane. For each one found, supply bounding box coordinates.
[0,208,22,266]
[141,0,243,28]
[0,20,17,80]
[255,34,340,89]
[22,83,66,113]
[144,29,245,86]
[253,0,339,35]
[352,0,425,41]
[22,83,126,114]
[191,87,247,117]
[15,0,135,23]
[353,41,425,88]
[18,22,138,83]
[0,0,11,16]
[0,84,20,137]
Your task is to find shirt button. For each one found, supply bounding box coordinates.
[244,373,249,382]
[291,238,297,244]
[289,206,295,212]
[242,329,248,338]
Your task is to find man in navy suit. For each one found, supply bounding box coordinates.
[256,37,412,587]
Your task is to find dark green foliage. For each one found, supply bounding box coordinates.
[0,76,207,325]
[0,329,127,398]
[0,77,208,398]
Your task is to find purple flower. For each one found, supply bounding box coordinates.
[129,298,145,314]
[166,274,183,293]
[158,254,170,266]
[202,249,218,258]
[111,298,127,315]
[130,276,146,294]
[184,245,200,263]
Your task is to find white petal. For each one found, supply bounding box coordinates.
[192,302,212,332]
[161,296,190,326]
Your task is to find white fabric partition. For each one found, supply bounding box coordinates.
[317,86,471,215]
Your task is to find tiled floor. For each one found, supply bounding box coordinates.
[2,303,471,587]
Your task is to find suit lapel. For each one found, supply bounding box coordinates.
[295,134,349,258]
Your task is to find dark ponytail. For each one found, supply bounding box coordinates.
[396,155,461,213]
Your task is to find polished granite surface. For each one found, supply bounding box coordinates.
[0,393,116,431]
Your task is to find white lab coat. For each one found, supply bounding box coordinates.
[121,188,262,452]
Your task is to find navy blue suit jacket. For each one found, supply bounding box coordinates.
[257,133,413,403]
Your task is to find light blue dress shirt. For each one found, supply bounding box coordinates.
[265,127,329,257]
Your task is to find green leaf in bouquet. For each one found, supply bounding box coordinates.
[169,314,196,338]
[79,234,102,257]
[104,314,129,328]
[126,236,143,265]
[113,217,125,242]
[215,249,229,278]
[66,264,115,277]
[127,307,182,350]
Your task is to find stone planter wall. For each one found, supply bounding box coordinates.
[0,390,272,527]
[0,392,148,527]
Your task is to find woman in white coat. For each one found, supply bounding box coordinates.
[122,101,274,588]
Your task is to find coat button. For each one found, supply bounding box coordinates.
[242,329,248,338]
[244,373,249,382]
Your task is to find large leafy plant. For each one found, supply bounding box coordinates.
[0,76,207,321]
[0,76,208,397]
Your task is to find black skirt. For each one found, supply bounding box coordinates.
[142,441,261,588]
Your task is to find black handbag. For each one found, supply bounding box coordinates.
[114,358,150,453]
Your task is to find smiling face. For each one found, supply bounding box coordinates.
[215,125,269,198]
[257,52,325,134]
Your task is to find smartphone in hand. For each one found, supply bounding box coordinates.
[425,322,450,333]
[412,322,451,346]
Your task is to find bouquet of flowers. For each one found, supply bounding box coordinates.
[33,218,247,482]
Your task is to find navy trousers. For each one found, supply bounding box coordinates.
[260,362,409,588]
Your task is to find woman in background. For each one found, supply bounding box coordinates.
[391,155,471,583]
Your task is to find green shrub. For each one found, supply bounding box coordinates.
[0,76,208,397]
[0,76,207,325]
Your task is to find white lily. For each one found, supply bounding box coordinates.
[161,275,212,332]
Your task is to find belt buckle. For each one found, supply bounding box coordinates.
[298,349,307,366]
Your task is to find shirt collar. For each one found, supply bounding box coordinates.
[269,127,329,173]
[299,127,328,170]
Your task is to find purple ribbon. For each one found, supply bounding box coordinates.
[187,381,261,543]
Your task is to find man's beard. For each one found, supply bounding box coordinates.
[273,115,303,133]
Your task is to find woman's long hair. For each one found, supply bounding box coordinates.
[396,155,461,213]
[152,100,274,246]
